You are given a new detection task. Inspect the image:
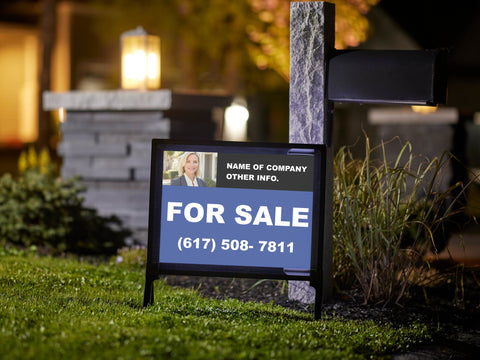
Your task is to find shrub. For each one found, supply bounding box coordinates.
[0,168,131,255]
[168,170,179,179]
[204,177,217,187]
[332,136,466,305]
[113,245,147,268]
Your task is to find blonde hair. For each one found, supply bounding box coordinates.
[178,152,202,177]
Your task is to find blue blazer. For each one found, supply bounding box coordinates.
[171,176,207,187]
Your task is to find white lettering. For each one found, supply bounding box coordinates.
[227,173,255,181]
[274,207,290,227]
[292,207,309,227]
[265,165,308,172]
[168,202,308,227]
[184,203,204,223]
[226,163,251,170]
[235,205,252,225]
[253,206,273,226]
[167,202,225,223]
[167,202,182,221]
[206,203,225,224]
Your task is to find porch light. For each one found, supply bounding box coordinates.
[411,105,438,114]
[223,98,249,141]
[121,26,160,90]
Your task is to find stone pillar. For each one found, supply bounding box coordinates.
[43,90,231,244]
[369,106,458,192]
[288,1,335,304]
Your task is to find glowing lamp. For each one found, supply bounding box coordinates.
[121,26,160,90]
[223,99,249,141]
[411,105,438,114]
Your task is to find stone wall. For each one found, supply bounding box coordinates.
[59,110,169,243]
[43,90,230,244]
[369,107,459,193]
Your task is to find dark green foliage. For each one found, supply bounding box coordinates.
[0,169,130,255]
[204,177,216,187]
[168,170,179,179]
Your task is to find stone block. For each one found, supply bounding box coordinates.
[43,90,172,111]
[82,180,150,191]
[130,142,151,155]
[133,168,151,181]
[87,167,131,180]
[288,281,316,304]
[92,111,164,122]
[90,157,150,172]
[61,167,87,179]
[128,212,149,229]
[58,142,128,157]
[60,118,92,133]
[98,134,156,144]
[61,132,96,144]
[83,188,150,212]
[80,119,169,134]
[65,112,93,122]
[91,157,129,169]
[60,112,169,134]
[61,158,92,178]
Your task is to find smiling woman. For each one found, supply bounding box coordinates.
[170,152,207,187]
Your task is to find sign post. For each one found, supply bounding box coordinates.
[288,1,335,309]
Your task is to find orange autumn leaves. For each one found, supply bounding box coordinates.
[247,0,381,81]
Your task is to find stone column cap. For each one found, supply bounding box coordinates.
[43,90,172,111]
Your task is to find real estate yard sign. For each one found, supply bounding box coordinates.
[144,140,326,314]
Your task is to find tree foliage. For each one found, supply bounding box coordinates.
[92,0,380,92]
[247,0,381,81]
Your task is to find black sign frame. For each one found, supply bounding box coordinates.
[143,140,327,316]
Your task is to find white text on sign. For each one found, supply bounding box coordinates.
[167,202,309,228]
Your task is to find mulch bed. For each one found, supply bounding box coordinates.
[163,268,480,359]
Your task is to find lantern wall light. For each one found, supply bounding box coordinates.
[411,105,438,114]
[121,26,161,90]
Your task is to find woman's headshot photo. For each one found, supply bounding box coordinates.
[163,150,217,187]
[170,152,207,187]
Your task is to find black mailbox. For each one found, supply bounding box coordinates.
[327,49,448,106]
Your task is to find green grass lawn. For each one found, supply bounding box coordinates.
[0,252,430,359]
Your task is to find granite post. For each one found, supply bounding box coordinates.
[288,1,335,304]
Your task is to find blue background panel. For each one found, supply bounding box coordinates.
[159,186,313,270]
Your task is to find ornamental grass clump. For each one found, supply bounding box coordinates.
[333,136,465,305]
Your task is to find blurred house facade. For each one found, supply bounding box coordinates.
[1,0,480,178]
[0,1,116,175]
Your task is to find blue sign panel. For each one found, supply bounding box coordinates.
[159,186,313,270]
